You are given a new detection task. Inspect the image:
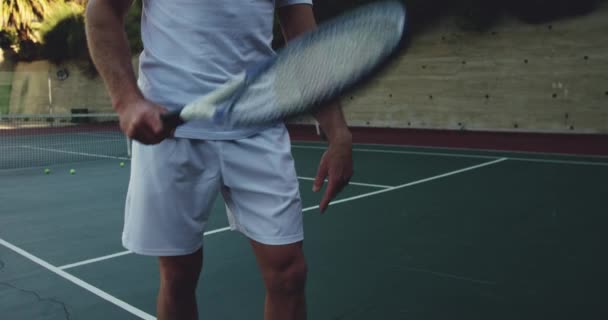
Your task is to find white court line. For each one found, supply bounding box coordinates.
[59,251,133,270]
[297,176,392,189]
[204,226,232,235]
[59,178,389,270]
[32,139,124,147]
[75,132,122,138]
[59,158,505,270]
[291,145,608,166]
[299,158,508,210]
[292,145,498,160]
[0,140,122,151]
[20,145,129,161]
[59,226,235,270]
[60,177,388,270]
[401,266,496,285]
[294,140,608,160]
[0,238,155,320]
[505,157,608,167]
[369,141,608,160]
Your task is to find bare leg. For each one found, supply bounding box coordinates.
[250,240,307,320]
[157,248,203,320]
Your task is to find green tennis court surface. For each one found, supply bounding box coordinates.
[1,136,607,319]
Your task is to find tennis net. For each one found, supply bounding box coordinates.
[0,113,131,170]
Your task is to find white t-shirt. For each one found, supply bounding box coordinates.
[137,0,313,140]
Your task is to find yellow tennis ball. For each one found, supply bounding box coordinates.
[70,169,75,174]
[44,168,50,174]
[120,162,125,167]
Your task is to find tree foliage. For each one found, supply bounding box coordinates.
[2,0,605,64]
[37,1,85,63]
[1,0,52,41]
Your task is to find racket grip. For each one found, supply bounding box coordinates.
[160,110,184,129]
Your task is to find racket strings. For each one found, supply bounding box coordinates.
[232,1,406,125]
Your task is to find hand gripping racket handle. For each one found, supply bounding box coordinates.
[160,110,184,129]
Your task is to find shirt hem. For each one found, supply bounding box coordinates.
[174,125,272,140]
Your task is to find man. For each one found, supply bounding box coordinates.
[85,0,353,319]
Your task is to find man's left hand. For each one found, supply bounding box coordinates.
[313,134,354,213]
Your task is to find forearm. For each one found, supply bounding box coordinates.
[85,0,141,112]
[278,4,351,143]
[313,101,351,143]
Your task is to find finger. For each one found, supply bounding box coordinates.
[155,124,172,141]
[333,179,347,195]
[141,114,169,143]
[319,178,337,213]
[313,159,328,192]
[151,119,165,137]
[135,130,156,145]
[135,122,162,145]
[146,110,164,134]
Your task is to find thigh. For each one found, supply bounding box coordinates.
[123,138,222,256]
[158,248,203,289]
[220,123,303,245]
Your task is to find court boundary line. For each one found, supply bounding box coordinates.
[26,138,125,147]
[59,251,133,270]
[59,227,234,270]
[20,145,130,161]
[297,176,392,189]
[504,157,608,166]
[6,142,604,171]
[0,238,155,320]
[58,158,505,270]
[291,145,608,166]
[401,266,497,285]
[293,144,498,160]
[75,132,123,138]
[59,179,388,270]
[291,140,608,160]
[301,158,507,209]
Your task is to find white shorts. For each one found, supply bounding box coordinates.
[122,123,303,256]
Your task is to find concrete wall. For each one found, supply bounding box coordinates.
[7,61,54,114]
[292,3,608,134]
[4,3,608,133]
[0,50,16,114]
[6,59,137,115]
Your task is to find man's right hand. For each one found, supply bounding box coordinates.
[117,98,174,145]
[85,1,172,145]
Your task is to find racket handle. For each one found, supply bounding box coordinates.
[161,110,184,129]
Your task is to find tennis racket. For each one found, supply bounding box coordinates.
[161,0,408,128]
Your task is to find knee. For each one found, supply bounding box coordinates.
[264,257,308,296]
